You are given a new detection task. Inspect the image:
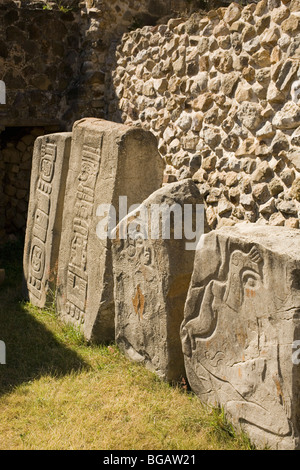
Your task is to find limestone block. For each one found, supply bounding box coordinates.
[221,72,240,96]
[276,199,298,216]
[292,77,300,104]
[23,132,72,308]
[223,2,242,24]
[282,15,300,33]
[291,178,300,202]
[56,119,164,343]
[252,49,271,68]
[235,82,254,102]
[276,60,298,92]
[181,223,300,450]
[269,212,286,226]
[112,180,206,382]
[291,128,300,147]
[273,102,300,130]
[267,82,285,103]
[237,102,263,131]
[260,27,280,47]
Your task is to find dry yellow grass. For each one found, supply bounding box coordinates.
[0,240,254,450]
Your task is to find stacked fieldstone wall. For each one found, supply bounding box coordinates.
[107,0,300,230]
[0,127,54,239]
[0,0,206,128]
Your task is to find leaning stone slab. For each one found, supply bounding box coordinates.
[23,132,72,307]
[181,222,300,450]
[56,118,164,343]
[112,179,206,382]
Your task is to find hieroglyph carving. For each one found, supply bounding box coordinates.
[65,133,102,324]
[28,143,56,300]
[181,224,300,449]
[55,118,164,343]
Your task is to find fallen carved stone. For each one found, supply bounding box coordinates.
[181,222,300,450]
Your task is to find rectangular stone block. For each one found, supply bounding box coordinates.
[23,132,72,307]
[112,180,206,382]
[56,118,164,343]
[181,222,300,450]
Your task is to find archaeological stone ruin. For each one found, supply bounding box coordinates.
[181,223,300,450]
[1,0,300,451]
[55,118,164,342]
[23,132,72,307]
[112,179,206,382]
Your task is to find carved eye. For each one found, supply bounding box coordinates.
[242,270,261,291]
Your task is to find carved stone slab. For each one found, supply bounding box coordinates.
[112,180,206,382]
[23,132,72,307]
[56,118,164,342]
[181,222,300,450]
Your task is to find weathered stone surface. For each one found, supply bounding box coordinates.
[221,72,240,96]
[0,269,5,286]
[106,0,300,231]
[287,148,300,171]
[273,102,300,129]
[291,178,300,202]
[237,102,263,130]
[181,223,300,450]
[223,2,242,24]
[112,180,205,382]
[23,132,72,308]
[56,119,164,342]
[281,14,300,33]
[276,60,298,92]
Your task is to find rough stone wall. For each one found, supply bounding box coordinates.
[77,0,215,120]
[0,0,82,128]
[1,0,210,242]
[0,0,210,129]
[107,0,300,230]
[0,127,54,239]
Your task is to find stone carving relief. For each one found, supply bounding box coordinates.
[65,134,102,324]
[181,226,300,449]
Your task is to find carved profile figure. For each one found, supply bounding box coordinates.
[181,231,298,447]
[123,235,159,319]
[181,246,263,357]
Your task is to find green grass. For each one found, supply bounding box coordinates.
[0,239,255,450]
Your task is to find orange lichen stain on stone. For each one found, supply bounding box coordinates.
[236,327,247,347]
[246,288,256,298]
[238,367,242,378]
[272,374,283,400]
[132,284,145,320]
